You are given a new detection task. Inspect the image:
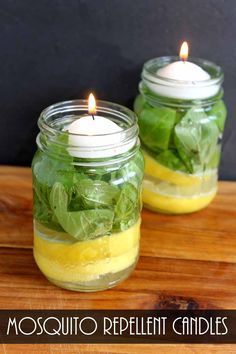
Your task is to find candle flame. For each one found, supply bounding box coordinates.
[179,41,188,61]
[88,93,96,115]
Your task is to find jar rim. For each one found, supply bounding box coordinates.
[142,56,223,86]
[39,99,138,137]
[141,56,224,102]
[37,99,139,163]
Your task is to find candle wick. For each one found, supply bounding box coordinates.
[91,114,95,121]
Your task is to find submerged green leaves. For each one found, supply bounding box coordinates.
[32,138,144,240]
[50,183,114,241]
[134,95,226,174]
[75,179,120,209]
[139,106,176,152]
[174,108,219,173]
[114,183,140,232]
[207,100,227,132]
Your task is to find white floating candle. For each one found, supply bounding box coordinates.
[157,60,210,81]
[146,42,220,100]
[68,94,135,158]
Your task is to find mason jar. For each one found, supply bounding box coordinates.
[134,57,226,214]
[32,99,144,292]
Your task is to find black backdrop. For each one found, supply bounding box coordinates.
[0,0,235,179]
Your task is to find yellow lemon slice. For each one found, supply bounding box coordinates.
[34,247,139,283]
[143,149,213,187]
[34,219,140,283]
[142,186,217,214]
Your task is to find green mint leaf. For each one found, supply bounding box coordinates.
[111,150,144,189]
[74,179,120,209]
[113,183,139,232]
[138,106,176,152]
[207,145,221,169]
[155,150,188,173]
[174,107,219,173]
[33,132,75,190]
[32,132,76,230]
[207,100,227,132]
[50,182,114,240]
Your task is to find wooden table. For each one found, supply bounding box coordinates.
[0,166,235,353]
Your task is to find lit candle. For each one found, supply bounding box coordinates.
[157,42,210,81]
[68,94,135,158]
[146,42,220,99]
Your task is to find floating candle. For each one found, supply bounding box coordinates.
[157,42,210,81]
[68,94,135,158]
[144,42,221,100]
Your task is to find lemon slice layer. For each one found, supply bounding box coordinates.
[143,186,217,214]
[143,149,214,187]
[34,219,140,283]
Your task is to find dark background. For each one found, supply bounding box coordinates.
[0,0,235,179]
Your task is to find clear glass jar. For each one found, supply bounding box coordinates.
[134,57,226,214]
[32,99,144,292]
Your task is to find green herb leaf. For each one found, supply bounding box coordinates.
[50,182,114,240]
[207,100,227,132]
[33,133,75,190]
[207,145,221,169]
[138,106,176,152]
[155,150,188,173]
[174,107,219,173]
[74,179,120,209]
[111,150,144,189]
[33,132,143,236]
[113,183,139,231]
[32,133,76,230]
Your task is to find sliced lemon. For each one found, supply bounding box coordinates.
[143,149,213,187]
[34,246,139,283]
[34,219,140,283]
[142,186,217,214]
[143,173,217,198]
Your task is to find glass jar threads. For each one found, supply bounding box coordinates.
[32,99,144,291]
[134,56,226,214]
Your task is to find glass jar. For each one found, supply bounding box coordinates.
[32,99,144,292]
[134,57,226,214]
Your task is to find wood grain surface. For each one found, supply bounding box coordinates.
[0,165,235,353]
